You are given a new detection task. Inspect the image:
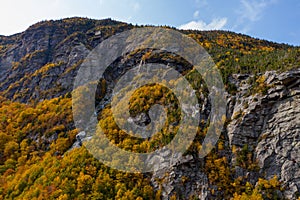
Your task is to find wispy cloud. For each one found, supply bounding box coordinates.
[234,0,277,33]
[193,10,200,18]
[195,0,208,8]
[132,2,140,11]
[179,18,227,31]
[239,0,269,22]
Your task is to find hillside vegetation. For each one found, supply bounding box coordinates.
[0,18,299,199]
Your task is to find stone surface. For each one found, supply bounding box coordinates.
[0,18,131,103]
[151,69,300,199]
[227,69,300,199]
[0,18,299,199]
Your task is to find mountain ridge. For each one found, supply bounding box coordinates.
[0,17,299,199]
[1,17,299,104]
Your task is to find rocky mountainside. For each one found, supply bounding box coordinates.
[0,18,299,199]
[227,70,300,199]
[145,69,300,199]
[0,17,132,102]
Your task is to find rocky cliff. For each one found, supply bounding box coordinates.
[0,17,132,102]
[0,18,299,199]
[228,69,300,199]
[144,69,299,200]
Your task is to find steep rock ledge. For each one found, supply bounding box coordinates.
[149,69,299,199]
[227,69,300,199]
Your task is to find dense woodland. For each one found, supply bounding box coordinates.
[0,18,299,199]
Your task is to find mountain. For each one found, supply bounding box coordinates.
[0,17,299,199]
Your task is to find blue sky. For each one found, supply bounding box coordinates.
[0,0,299,46]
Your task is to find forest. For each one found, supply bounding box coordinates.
[0,18,299,199]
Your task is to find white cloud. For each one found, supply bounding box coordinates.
[99,0,104,5]
[0,0,68,35]
[195,0,208,8]
[178,18,227,31]
[132,2,140,11]
[233,0,277,33]
[193,10,200,18]
[238,0,277,22]
[239,0,265,22]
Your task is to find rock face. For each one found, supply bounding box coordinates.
[227,69,300,199]
[0,18,132,103]
[0,18,299,199]
[150,154,209,200]
[148,69,300,199]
